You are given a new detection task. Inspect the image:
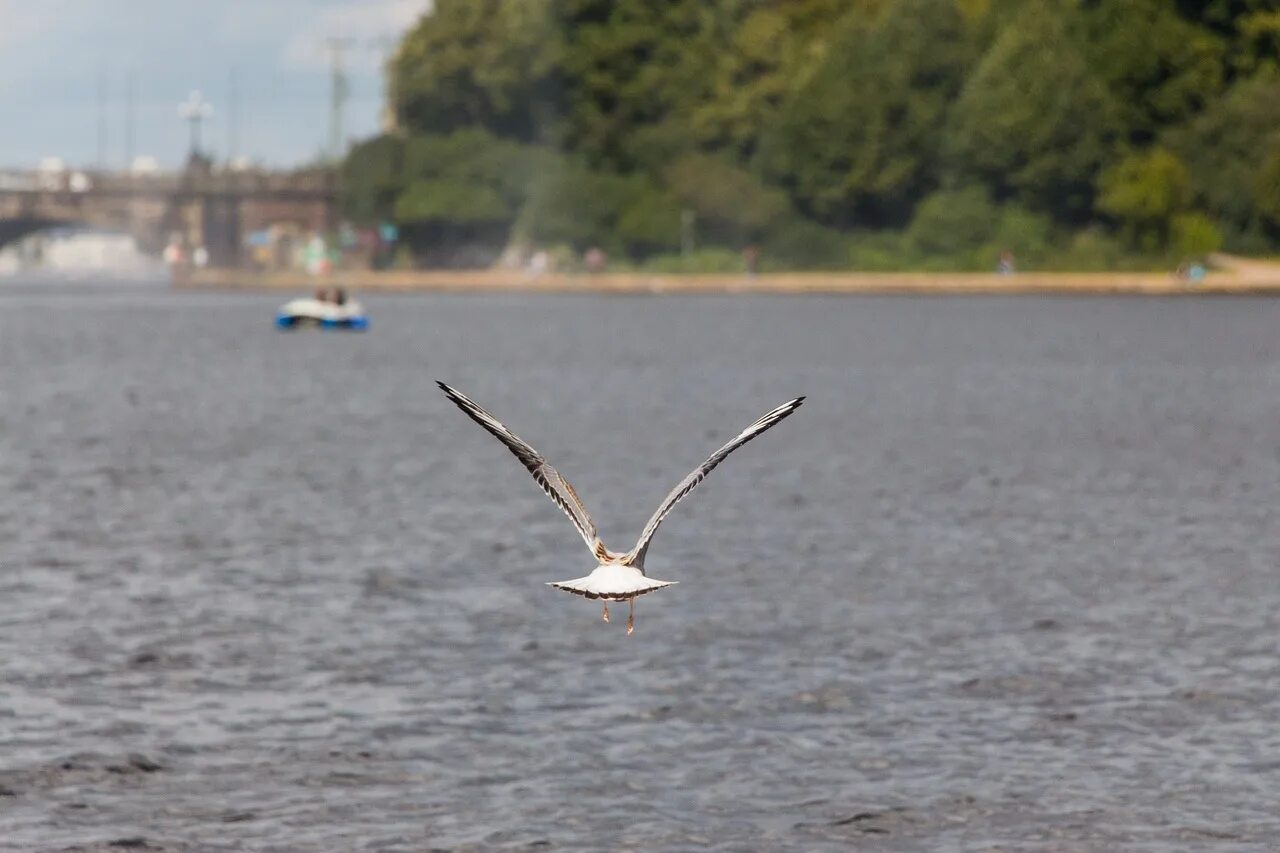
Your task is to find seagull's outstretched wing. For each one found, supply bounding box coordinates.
[624,397,804,567]
[438,382,613,560]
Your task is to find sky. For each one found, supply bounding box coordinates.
[0,0,429,170]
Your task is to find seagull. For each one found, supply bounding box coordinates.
[438,381,805,634]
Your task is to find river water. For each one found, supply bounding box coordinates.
[0,283,1278,851]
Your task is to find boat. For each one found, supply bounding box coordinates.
[275,296,369,330]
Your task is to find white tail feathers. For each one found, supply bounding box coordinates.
[548,563,677,601]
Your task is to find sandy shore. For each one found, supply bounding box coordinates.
[182,254,1280,295]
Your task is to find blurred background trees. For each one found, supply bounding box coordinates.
[343,0,1280,270]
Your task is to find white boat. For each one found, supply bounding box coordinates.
[275,296,368,330]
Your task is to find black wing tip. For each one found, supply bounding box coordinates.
[438,381,478,414]
[775,396,805,416]
[437,381,468,405]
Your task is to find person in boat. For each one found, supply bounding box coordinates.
[313,287,330,303]
[333,288,348,306]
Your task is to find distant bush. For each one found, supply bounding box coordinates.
[394,180,511,225]
[848,231,913,271]
[516,164,655,255]
[761,218,851,269]
[1171,213,1222,259]
[906,186,999,258]
[1049,228,1134,271]
[643,249,745,274]
[663,155,791,244]
[990,206,1054,264]
[615,189,685,255]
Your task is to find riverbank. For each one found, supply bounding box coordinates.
[181,254,1280,295]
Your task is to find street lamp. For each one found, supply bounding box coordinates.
[178,90,213,158]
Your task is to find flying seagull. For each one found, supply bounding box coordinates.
[438,381,804,634]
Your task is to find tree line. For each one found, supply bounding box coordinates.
[342,0,1280,271]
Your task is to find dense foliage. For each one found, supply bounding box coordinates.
[342,0,1280,270]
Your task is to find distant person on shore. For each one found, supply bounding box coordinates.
[1175,261,1206,284]
[163,243,181,269]
[163,241,188,284]
[584,247,606,273]
[192,245,209,269]
[997,250,1016,275]
[743,245,760,278]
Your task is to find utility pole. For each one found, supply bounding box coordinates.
[326,37,353,164]
[227,67,239,166]
[124,70,136,171]
[95,68,106,169]
[178,90,213,160]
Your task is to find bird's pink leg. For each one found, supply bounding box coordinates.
[627,597,635,635]
[601,602,610,623]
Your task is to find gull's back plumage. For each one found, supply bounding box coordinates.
[438,381,804,632]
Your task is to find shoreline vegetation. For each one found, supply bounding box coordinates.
[185,255,1280,296]
[334,1,1280,275]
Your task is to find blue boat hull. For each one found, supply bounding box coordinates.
[276,314,369,330]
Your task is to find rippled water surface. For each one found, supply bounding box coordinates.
[1,284,1279,851]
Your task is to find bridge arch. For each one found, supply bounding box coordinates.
[0,169,337,265]
[0,218,75,250]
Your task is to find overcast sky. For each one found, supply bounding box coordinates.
[0,0,428,170]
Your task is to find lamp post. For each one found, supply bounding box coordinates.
[178,90,213,159]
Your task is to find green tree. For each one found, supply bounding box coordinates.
[351,0,1280,267]
[392,0,563,141]
[356,129,563,262]
[1095,148,1192,249]
[1081,0,1224,144]
[1256,148,1280,228]
[552,0,723,170]
[947,1,1120,220]
[401,129,554,213]
[1166,71,1280,236]
[759,0,975,227]
[687,0,863,160]
[1176,0,1280,74]
[341,135,404,224]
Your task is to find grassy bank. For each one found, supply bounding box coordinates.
[183,255,1280,296]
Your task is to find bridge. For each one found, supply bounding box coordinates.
[0,162,338,267]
